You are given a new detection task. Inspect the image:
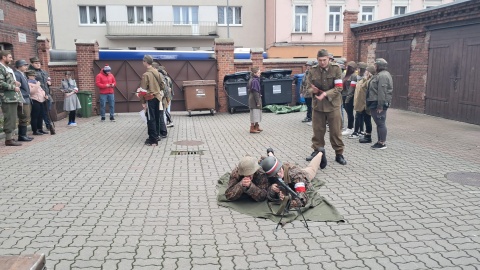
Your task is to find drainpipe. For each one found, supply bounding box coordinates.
[47,0,55,49]
[227,0,230,38]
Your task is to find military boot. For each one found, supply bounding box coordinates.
[5,140,22,146]
[18,126,33,142]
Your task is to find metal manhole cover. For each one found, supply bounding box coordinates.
[445,172,480,187]
[174,140,204,146]
[171,150,205,156]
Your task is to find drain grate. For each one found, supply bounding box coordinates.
[445,172,480,187]
[171,150,205,156]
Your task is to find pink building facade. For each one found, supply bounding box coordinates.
[266,0,453,58]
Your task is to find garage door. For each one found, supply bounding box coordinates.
[426,23,480,125]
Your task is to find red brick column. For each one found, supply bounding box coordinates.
[36,37,51,72]
[75,40,99,115]
[214,38,235,113]
[251,48,264,72]
[343,10,359,61]
[408,32,429,113]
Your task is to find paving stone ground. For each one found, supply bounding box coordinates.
[0,109,479,270]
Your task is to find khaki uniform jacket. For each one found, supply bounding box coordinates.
[353,77,372,113]
[140,67,165,107]
[305,63,343,112]
[0,64,21,104]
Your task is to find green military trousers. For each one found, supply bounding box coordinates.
[1,103,19,140]
[311,108,345,155]
[17,103,31,127]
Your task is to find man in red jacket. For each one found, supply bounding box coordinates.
[95,65,116,122]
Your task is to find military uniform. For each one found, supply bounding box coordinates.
[266,162,312,208]
[0,62,21,142]
[305,62,345,155]
[225,167,269,202]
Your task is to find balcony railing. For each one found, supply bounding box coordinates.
[106,21,218,37]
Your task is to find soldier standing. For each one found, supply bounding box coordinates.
[0,51,22,146]
[14,60,34,141]
[305,49,346,166]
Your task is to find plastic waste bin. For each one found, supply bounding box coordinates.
[183,80,216,116]
[260,69,293,106]
[224,71,250,114]
[294,73,305,104]
[76,91,92,118]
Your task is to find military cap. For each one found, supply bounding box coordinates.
[15,59,29,67]
[237,156,261,176]
[143,55,153,65]
[358,62,367,69]
[26,70,36,77]
[317,49,329,58]
[30,56,41,63]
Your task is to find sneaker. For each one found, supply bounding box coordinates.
[342,128,353,136]
[101,117,105,122]
[307,122,312,126]
[67,121,72,125]
[70,122,77,126]
[166,123,174,128]
[110,117,115,122]
[371,142,387,150]
[348,132,359,139]
[302,117,312,123]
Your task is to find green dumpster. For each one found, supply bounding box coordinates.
[76,91,92,118]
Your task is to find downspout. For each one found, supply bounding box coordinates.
[264,0,266,50]
[47,0,55,49]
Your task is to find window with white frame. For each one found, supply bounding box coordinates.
[424,0,442,8]
[79,6,106,24]
[127,6,153,24]
[394,6,407,15]
[218,6,242,25]
[294,5,309,32]
[328,6,342,32]
[361,6,375,21]
[173,6,199,25]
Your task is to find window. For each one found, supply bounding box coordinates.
[173,6,199,25]
[127,6,153,24]
[218,6,242,25]
[328,6,342,32]
[79,6,106,25]
[361,6,375,21]
[394,6,407,15]
[294,5,308,32]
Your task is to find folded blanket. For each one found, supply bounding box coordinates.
[216,172,345,225]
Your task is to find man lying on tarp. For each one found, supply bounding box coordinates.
[225,147,326,207]
[218,148,343,224]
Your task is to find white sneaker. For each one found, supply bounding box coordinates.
[307,122,312,126]
[342,128,353,136]
[68,122,77,126]
[167,123,174,128]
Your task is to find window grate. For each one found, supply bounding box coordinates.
[170,150,204,156]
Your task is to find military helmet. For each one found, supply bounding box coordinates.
[237,156,261,176]
[375,58,388,70]
[346,61,357,69]
[260,156,283,177]
[358,62,367,69]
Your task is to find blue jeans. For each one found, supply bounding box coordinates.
[100,94,115,118]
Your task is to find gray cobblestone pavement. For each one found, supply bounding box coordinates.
[0,109,479,270]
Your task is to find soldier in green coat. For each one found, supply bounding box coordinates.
[305,49,346,166]
[0,50,23,146]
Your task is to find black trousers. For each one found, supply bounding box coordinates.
[342,96,354,129]
[157,110,167,137]
[146,99,160,141]
[31,100,45,132]
[68,111,76,123]
[354,110,372,134]
[304,97,312,119]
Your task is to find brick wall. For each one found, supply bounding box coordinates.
[344,0,480,114]
[0,0,37,62]
[75,40,99,114]
[214,38,235,113]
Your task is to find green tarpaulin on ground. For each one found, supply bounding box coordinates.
[263,104,307,114]
[216,173,345,225]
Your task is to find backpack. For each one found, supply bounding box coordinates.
[162,75,173,100]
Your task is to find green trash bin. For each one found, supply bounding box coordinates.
[76,91,92,118]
